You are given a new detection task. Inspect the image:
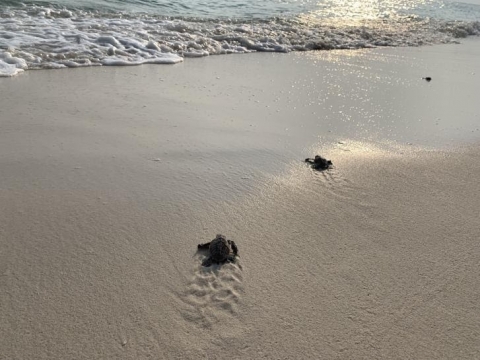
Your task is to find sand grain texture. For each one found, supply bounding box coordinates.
[1,40,480,359]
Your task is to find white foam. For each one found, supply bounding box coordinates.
[102,54,183,65]
[0,59,24,76]
[0,52,27,68]
[96,36,123,48]
[0,4,479,76]
[0,51,27,76]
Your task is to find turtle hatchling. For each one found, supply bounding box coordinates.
[305,155,333,170]
[197,234,238,267]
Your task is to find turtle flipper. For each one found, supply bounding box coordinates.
[198,242,211,250]
[202,257,213,267]
[229,240,238,256]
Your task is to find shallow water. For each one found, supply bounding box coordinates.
[3,0,480,20]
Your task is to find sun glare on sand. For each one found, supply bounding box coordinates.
[268,139,428,190]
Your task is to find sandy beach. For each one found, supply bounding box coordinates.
[1,39,480,359]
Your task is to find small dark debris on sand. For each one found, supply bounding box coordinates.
[305,155,333,170]
[423,77,432,82]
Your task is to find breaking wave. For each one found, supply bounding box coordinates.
[1,3,479,76]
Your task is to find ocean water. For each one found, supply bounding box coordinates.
[1,0,480,76]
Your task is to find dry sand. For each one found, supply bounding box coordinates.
[1,39,480,359]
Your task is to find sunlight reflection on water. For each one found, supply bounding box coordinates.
[4,0,480,21]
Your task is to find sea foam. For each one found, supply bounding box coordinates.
[0,4,479,76]
[0,51,27,77]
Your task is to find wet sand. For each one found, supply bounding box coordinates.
[1,39,480,359]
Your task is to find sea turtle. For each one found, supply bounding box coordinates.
[197,234,238,267]
[305,155,333,170]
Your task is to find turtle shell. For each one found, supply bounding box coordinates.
[313,155,332,169]
[209,234,231,262]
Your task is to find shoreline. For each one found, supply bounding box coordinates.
[3,38,480,149]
